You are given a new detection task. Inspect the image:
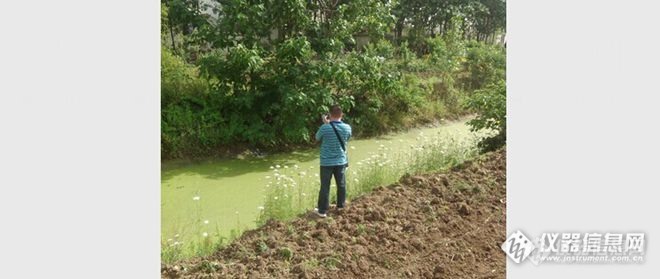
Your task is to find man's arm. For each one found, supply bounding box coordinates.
[316,115,330,142]
[315,125,324,142]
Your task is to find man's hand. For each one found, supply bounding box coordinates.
[322,115,330,124]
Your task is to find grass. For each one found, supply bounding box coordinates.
[278,247,294,261]
[256,128,486,226]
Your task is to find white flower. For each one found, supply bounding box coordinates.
[284,165,289,169]
[302,193,306,196]
[354,178,359,182]
[167,238,173,242]
[314,173,319,177]
[270,166,274,169]
[294,164,299,169]
[350,146,356,150]
[265,176,271,179]
[299,171,307,176]
[192,196,201,201]
[202,232,208,237]
[275,165,281,168]
[203,220,209,225]
[274,196,279,200]
[257,206,265,210]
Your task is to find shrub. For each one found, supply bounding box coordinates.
[161,36,499,159]
[426,37,453,72]
[161,48,211,158]
[341,52,426,136]
[462,41,505,90]
[364,39,396,59]
[197,39,337,147]
[465,79,506,151]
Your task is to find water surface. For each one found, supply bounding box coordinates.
[161,119,473,247]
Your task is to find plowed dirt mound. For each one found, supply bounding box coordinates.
[163,149,506,278]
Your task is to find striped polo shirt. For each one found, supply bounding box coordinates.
[315,121,352,166]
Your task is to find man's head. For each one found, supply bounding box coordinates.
[329,104,343,120]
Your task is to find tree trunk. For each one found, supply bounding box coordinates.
[168,12,176,53]
[395,18,404,44]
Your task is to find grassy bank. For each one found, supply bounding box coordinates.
[256,128,488,224]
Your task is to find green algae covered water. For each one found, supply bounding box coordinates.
[161,119,476,257]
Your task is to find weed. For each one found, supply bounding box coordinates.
[304,258,320,268]
[278,247,294,261]
[198,260,220,273]
[456,181,470,192]
[357,224,367,235]
[322,256,342,269]
[286,224,295,236]
[257,240,269,254]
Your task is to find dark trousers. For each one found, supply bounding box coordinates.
[317,165,346,214]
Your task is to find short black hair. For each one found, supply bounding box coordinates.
[330,104,342,118]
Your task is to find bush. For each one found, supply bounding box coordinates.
[394,41,429,73]
[426,37,454,72]
[364,39,396,59]
[462,41,505,90]
[465,80,506,151]
[339,52,427,136]
[195,39,347,148]
[161,48,212,158]
[161,35,499,159]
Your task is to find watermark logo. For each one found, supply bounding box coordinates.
[502,230,646,265]
[501,230,536,263]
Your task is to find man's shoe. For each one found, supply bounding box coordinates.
[314,208,327,218]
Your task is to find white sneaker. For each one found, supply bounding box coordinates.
[314,208,327,218]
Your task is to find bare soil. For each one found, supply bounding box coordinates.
[162,149,506,278]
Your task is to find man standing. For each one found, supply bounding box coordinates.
[315,105,352,218]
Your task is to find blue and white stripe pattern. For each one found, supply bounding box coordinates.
[315,121,352,166]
